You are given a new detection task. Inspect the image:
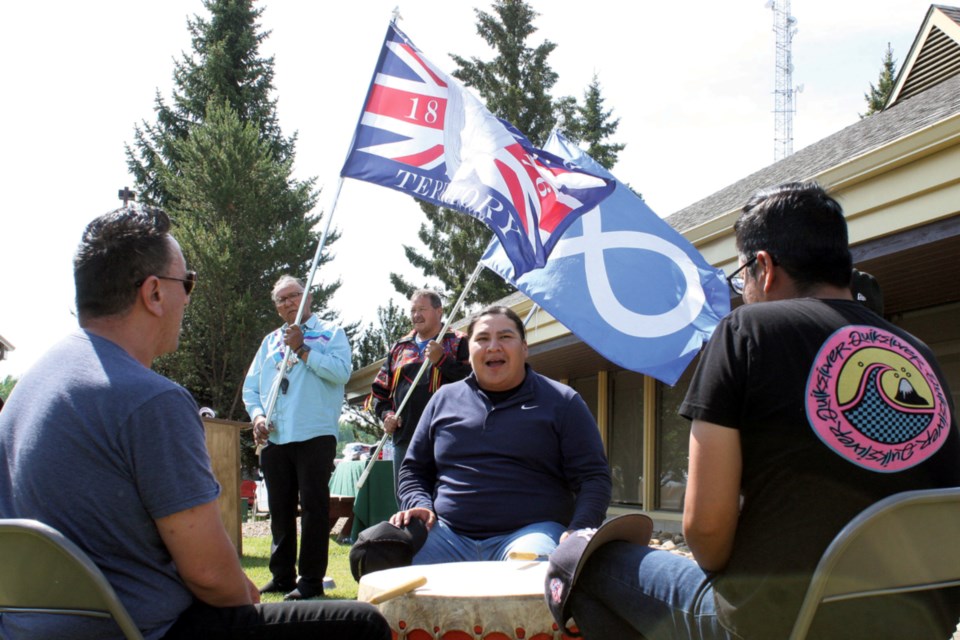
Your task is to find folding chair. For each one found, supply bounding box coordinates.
[0,518,144,640]
[789,487,960,640]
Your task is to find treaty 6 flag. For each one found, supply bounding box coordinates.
[341,23,614,278]
[481,131,731,385]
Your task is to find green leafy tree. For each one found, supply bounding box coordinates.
[339,405,385,445]
[392,0,573,306]
[126,1,341,471]
[861,43,897,118]
[564,75,625,171]
[451,0,561,147]
[353,300,412,369]
[156,101,334,474]
[156,100,332,414]
[390,211,511,307]
[0,375,16,401]
[127,0,292,206]
[343,302,414,446]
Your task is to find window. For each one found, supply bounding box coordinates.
[655,358,698,511]
[609,370,644,505]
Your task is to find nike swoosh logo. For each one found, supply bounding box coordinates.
[521,404,539,410]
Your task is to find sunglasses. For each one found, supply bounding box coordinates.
[135,270,198,296]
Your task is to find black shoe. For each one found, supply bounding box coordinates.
[283,584,323,601]
[259,578,296,595]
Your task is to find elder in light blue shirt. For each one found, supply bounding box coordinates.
[242,275,352,601]
[243,312,351,445]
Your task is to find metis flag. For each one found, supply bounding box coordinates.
[341,23,614,277]
[482,131,731,385]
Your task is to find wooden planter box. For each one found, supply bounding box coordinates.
[203,417,249,555]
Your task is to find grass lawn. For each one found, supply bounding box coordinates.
[241,537,360,601]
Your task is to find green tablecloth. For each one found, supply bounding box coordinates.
[329,459,364,496]
[328,460,398,540]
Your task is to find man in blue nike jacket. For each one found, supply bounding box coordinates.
[391,305,611,563]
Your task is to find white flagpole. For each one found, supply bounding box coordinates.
[355,261,485,491]
[522,303,539,328]
[257,178,345,454]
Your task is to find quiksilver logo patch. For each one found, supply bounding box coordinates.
[805,325,950,472]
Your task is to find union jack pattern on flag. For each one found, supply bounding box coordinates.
[341,23,614,277]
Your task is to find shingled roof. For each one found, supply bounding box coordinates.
[666,4,960,233]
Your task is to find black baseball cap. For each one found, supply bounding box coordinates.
[544,514,653,636]
[348,519,428,581]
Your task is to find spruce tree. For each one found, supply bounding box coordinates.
[565,75,625,171]
[353,300,412,369]
[0,375,16,402]
[128,0,291,206]
[861,43,897,118]
[391,0,573,307]
[451,0,560,147]
[156,101,332,420]
[126,1,338,438]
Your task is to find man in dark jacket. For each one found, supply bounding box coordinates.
[390,305,612,563]
[369,289,469,491]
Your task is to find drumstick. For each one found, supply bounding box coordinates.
[507,551,547,561]
[367,576,428,604]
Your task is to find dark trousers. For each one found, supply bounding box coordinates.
[260,435,336,592]
[162,599,390,640]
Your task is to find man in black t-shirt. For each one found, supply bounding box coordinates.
[566,182,960,640]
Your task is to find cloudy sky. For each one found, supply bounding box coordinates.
[0,0,936,378]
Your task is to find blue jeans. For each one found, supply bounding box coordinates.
[569,542,739,640]
[412,520,566,564]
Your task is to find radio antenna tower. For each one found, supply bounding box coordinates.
[768,0,801,162]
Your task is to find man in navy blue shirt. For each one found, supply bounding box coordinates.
[390,305,611,563]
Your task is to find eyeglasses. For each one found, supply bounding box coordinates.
[135,271,198,296]
[275,291,304,306]
[726,257,757,295]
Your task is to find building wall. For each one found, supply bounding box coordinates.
[895,302,960,409]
